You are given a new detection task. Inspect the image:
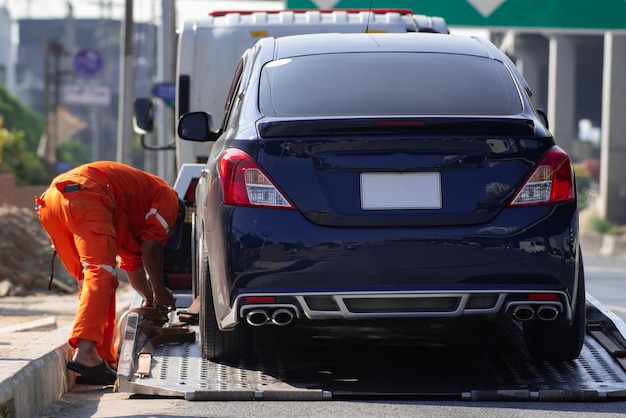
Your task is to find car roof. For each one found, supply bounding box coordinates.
[272,32,496,60]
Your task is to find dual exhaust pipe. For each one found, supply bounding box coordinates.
[245,308,296,327]
[246,304,560,325]
[511,304,560,322]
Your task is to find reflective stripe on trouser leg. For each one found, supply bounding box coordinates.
[71,263,118,364]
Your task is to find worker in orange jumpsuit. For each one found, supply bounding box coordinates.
[35,161,183,385]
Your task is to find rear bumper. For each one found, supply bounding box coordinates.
[207,202,580,328]
[223,289,571,329]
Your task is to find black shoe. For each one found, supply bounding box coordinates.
[67,360,117,385]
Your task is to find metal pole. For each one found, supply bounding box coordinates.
[116,0,134,164]
[143,0,158,175]
[156,0,176,183]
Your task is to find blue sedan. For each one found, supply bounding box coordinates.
[179,32,585,363]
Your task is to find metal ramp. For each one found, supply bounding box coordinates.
[116,293,626,401]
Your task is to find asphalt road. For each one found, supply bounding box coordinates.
[36,393,626,418]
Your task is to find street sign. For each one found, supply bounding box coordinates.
[286,0,626,30]
[62,84,111,107]
[152,82,176,107]
[73,47,104,79]
[152,82,176,101]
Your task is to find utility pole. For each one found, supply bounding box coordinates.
[116,0,134,164]
[41,39,63,182]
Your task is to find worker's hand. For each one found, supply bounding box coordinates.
[153,287,176,311]
[126,269,155,308]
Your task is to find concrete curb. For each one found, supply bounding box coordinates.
[0,324,74,418]
[0,289,135,418]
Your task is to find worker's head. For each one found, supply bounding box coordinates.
[165,197,186,250]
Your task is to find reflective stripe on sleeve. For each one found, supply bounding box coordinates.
[145,208,170,233]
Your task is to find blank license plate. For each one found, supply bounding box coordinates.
[361,172,441,210]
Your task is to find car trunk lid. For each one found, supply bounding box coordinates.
[254,117,553,227]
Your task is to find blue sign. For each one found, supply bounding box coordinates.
[152,82,176,100]
[152,82,176,107]
[73,47,104,79]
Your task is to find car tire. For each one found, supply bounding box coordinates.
[199,239,250,362]
[191,212,199,299]
[523,253,586,362]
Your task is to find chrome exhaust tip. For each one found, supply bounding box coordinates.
[536,305,560,321]
[246,309,270,326]
[512,304,535,321]
[271,308,295,326]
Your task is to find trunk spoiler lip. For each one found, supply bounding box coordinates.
[257,116,543,138]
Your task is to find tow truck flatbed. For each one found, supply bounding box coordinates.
[116,292,626,402]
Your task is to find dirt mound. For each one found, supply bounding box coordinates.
[0,205,76,297]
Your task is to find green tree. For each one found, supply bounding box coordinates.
[0,85,44,153]
[0,127,46,185]
[0,85,47,184]
[58,139,90,169]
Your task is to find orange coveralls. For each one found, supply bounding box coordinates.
[35,161,180,364]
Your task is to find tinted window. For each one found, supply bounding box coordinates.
[259,53,523,117]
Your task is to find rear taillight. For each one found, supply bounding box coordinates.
[218,148,294,209]
[509,146,575,206]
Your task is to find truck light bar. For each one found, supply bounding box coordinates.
[210,9,415,17]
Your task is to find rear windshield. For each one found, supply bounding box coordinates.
[259,53,523,117]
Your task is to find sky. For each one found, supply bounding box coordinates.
[3,0,285,24]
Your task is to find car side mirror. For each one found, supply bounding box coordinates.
[178,111,221,141]
[133,98,154,134]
